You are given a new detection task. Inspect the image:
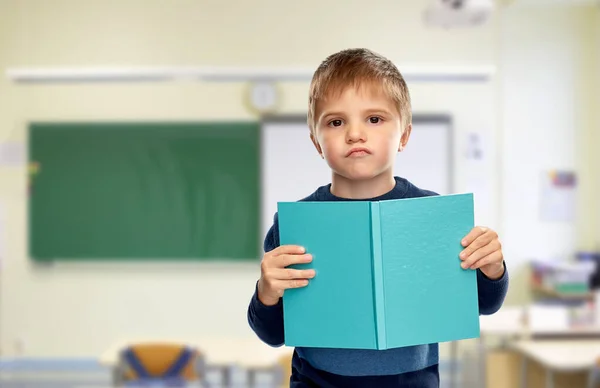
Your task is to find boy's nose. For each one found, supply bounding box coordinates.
[345,124,367,143]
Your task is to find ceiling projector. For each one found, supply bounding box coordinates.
[423,0,495,28]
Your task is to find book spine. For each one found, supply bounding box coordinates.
[370,202,387,350]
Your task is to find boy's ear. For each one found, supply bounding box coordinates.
[398,124,412,152]
[310,132,325,159]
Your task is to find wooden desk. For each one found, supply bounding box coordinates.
[448,307,526,388]
[473,307,600,388]
[479,306,600,338]
[512,340,600,388]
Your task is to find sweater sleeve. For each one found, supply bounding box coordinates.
[247,212,285,347]
[477,261,509,315]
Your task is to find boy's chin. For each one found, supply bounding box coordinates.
[334,169,386,182]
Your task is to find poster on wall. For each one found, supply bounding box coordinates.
[464,132,491,226]
[0,142,26,166]
[540,170,577,222]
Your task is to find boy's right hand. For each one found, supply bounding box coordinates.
[257,245,315,306]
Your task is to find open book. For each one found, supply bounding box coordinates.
[278,193,480,350]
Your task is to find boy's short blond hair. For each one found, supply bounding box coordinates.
[307,48,411,133]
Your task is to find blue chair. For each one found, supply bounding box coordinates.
[116,342,205,387]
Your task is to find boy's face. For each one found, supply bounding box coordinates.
[311,84,411,182]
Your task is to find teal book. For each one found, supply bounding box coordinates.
[277,193,480,350]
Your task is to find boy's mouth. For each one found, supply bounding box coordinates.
[346,147,371,157]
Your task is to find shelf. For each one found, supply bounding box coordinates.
[531,283,594,301]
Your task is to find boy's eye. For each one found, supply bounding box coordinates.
[369,116,382,124]
[329,119,343,127]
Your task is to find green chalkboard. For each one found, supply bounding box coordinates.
[28,122,261,261]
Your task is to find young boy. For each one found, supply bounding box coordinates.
[247,48,508,387]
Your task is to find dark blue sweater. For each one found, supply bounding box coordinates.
[248,177,509,387]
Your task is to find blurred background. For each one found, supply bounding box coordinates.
[0,0,598,387]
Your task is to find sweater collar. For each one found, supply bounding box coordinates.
[316,176,409,202]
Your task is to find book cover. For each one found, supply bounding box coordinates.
[277,193,480,350]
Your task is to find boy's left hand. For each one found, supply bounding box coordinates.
[459,226,505,280]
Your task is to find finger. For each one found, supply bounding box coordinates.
[270,268,316,281]
[274,279,310,290]
[269,253,313,268]
[461,240,500,269]
[460,230,496,260]
[270,245,306,256]
[461,226,488,247]
[471,251,504,270]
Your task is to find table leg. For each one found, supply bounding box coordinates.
[246,366,280,388]
[112,361,127,387]
[546,368,554,388]
[111,366,122,387]
[449,340,457,388]
[478,336,486,388]
[216,365,232,388]
[273,364,284,387]
[588,369,596,388]
[247,369,257,388]
[520,355,528,388]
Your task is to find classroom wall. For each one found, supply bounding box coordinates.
[498,3,600,304]
[0,0,596,357]
[597,9,600,246]
[595,9,600,250]
[590,8,600,251]
[0,0,498,358]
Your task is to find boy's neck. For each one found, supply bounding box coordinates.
[330,172,396,200]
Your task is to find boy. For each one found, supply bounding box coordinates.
[247,48,508,387]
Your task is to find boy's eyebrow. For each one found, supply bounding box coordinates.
[320,111,344,118]
[363,108,393,116]
[320,108,392,119]
[318,111,345,122]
